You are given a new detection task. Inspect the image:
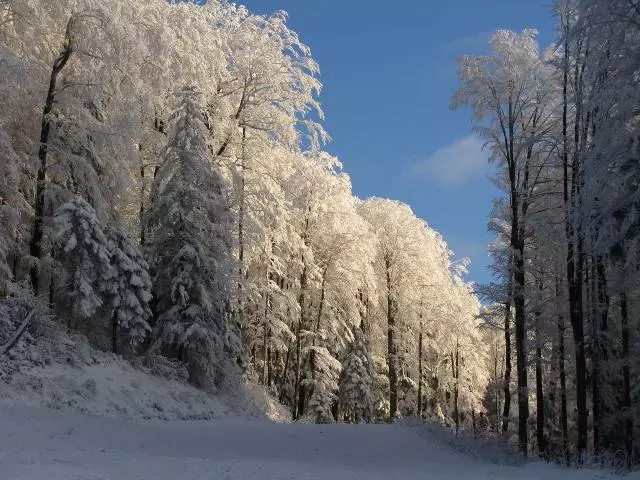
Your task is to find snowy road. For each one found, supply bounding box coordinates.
[0,407,614,480]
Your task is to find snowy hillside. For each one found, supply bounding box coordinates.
[0,406,622,480]
[0,331,288,422]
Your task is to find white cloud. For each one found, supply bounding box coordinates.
[406,135,491,188]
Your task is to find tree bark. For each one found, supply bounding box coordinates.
[2,310,36,356]
[238,127,246,270]
[502,298,512,434]
[30,17,75,292]
[595,257,609,451]
[278,337,292,403]
[590,257,601,455]
[292,261,307,420]
[620,292,632,465]
[262,291,269,385]
[452,341,460,432]
[513,240,528,456]
[385,254,398,421]
[111,309,119,354]
[417,312,423,418]
[558,312,569,462]
[535,281,545,457]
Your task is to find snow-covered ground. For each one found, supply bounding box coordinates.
[0,330,288,422]
[0,405,622,480]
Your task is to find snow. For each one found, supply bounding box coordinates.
[0,332,288,423]
[0,405,621,480]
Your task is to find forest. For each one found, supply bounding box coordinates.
[0,0,638,471]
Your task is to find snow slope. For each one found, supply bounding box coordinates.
[0,406,620,480]
[0,331,288,422]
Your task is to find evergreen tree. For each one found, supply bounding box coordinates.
[52,196,112,324]
[104,226,152,354]
[146,86,239,387]
[339,328,374,423]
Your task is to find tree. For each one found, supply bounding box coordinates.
[52,196,112,326]
[339,327,374,423]
[146,86,239,387]
[454,29,555,455]
[103,226,152,354]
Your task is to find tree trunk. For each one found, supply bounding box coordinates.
[590,257,601,455]
[502,298,512,434]
[572,230,587,458]
[558,311,569,462]
[385,254,398,422]
[494,344,500,433]
[417,312,423,418]
[279,337,292,403]
[453,341,460,432]
[310,268,328,385]
[139,164,146,246]
[238,127,246,270]
[111,309,119,355]
[535,284,545,457]
[293,262,307,420]
[596,257,609,450]
[30,18,74,292]
[513,240,528,456]
[263,292,269,385]
[620,292,632,465]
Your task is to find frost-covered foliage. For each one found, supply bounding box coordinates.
[53,196,112,322]
[104,226,152,351]
[0,282,37,351]
[0,0,495,435]
[339,328,374,423]
[451,0,640,465]
[146,87,239,387]
[0,128,25,292]
[305,344,342,424]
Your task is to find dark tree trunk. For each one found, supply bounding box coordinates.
[310,268,328,394]
[495,344,501,433]
[385,254,398,421]
[590,257,601,455]
[535,287,545,457]
[556,277,569,462]
[139,164,146,246]
[452,341,460,432]
[596,257,609,450]
[571,227,587,458]
[417,312,423,418]
[513,242,528,456]
[267,344,272,388]
[238,128,246,270]
[620,292,632,465]
[279,338,292,404]
[292,262,307,420]
[503,298,512,434]
[112,309,118,355]
[559,319,569,461]
[30,18,75,292]
[262,292,269,385]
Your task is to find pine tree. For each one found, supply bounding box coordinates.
[103,226,152,354]
[146,86,239,387]
[306,343,342,424]
[52,196,112,325]
[339,328,374,423]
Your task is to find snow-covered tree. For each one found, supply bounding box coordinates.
[103,226,152,354]
[146,86,239,387]
[52,196,112,326]
[339,327,374,423]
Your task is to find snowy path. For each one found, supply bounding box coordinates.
[0,407,613,480]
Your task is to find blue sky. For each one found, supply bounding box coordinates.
[238,0,556,286]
